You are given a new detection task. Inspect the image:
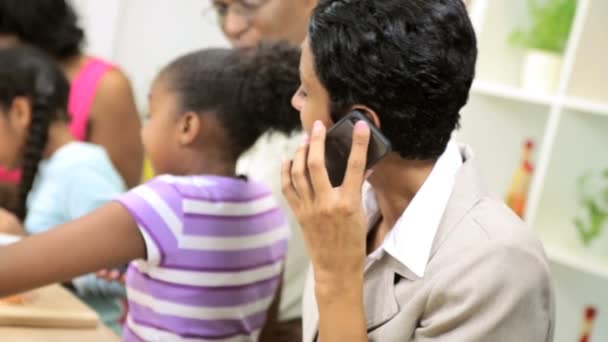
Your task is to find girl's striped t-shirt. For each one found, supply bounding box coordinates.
[116,175,289,341]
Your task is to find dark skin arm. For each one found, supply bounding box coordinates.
[0,202,145,297]
[0,183,17,213]
[282,121,371,342]
[89,69,144,189]
[258,273,284,342]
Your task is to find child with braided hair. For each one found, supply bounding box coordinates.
[0,46,127,332]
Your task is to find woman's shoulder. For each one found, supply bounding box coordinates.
[89,59,132,100]
[75,55,133,112]
[83,59,140,138]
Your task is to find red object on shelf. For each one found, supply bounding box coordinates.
[579,306,598,342]
[506,139,535,218]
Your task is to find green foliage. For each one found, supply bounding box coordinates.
[510,0,577,53]
[575,200,608,246]
[575,170,608,246]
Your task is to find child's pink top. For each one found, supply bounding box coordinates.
[0,57,113,183]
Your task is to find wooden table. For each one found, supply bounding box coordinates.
[0,324,119,342]
[0,285,120,341]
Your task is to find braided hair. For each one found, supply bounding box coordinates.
[0,46,70,221]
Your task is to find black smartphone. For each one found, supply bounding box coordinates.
[325,110,392,187]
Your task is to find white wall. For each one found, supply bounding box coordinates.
[71,0,229,111]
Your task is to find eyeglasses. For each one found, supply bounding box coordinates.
[211,0,271,20]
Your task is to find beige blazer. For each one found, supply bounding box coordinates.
[302,148,555,342]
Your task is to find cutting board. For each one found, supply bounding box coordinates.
[0,285,99,329]
[0,323,119,342]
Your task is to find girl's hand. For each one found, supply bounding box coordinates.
[0,202,145,298]
[281,120,371,295]
[0,208,25,237]
[96,269,126,284]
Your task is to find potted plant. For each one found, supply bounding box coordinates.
[574,169,608,259]
[510,0,577,94]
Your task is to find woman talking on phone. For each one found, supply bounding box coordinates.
[282,0,555,341]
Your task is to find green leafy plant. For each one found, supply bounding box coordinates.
[575,169,608,246]
[510,0,577,54]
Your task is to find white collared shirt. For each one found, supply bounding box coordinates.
[364,141,463,277]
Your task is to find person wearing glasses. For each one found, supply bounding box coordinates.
[212,0,315,48]
[210,0,316,340]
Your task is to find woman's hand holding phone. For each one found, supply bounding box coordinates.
[282,119,370,294]
[281,119,370,341]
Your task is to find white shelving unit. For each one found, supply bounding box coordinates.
[459,0,608,341]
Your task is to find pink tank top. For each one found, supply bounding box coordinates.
[0,57,113,183]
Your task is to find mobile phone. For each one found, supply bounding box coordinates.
[325,110,392,187]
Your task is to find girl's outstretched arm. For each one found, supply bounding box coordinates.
[0,202,145,297]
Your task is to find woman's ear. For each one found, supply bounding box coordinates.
[8,97,32,130]
[177,111,201,146]
[350,105,381,129]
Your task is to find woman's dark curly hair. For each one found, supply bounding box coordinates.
[160,41,302,159]
[0,46,70,221]
[309,0,477,160]
[0,0,84,60]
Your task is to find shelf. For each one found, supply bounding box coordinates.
[565,0,608,106]
[471,80,557,106]
[532,109,608,284]
[465,0,608,341]
[470,81,608,117]
[545,243,608,281]
[564,97,608,117]
[457,92,549,197]
[473,0,531,87]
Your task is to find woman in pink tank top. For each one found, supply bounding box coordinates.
[0,0,143,208]
[69,58,115,142]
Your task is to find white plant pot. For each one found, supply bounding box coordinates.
[521,49,563,95]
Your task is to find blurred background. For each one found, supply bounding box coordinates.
[55,0,608,340]
[460,1,607,341]
[70,0,229,112]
